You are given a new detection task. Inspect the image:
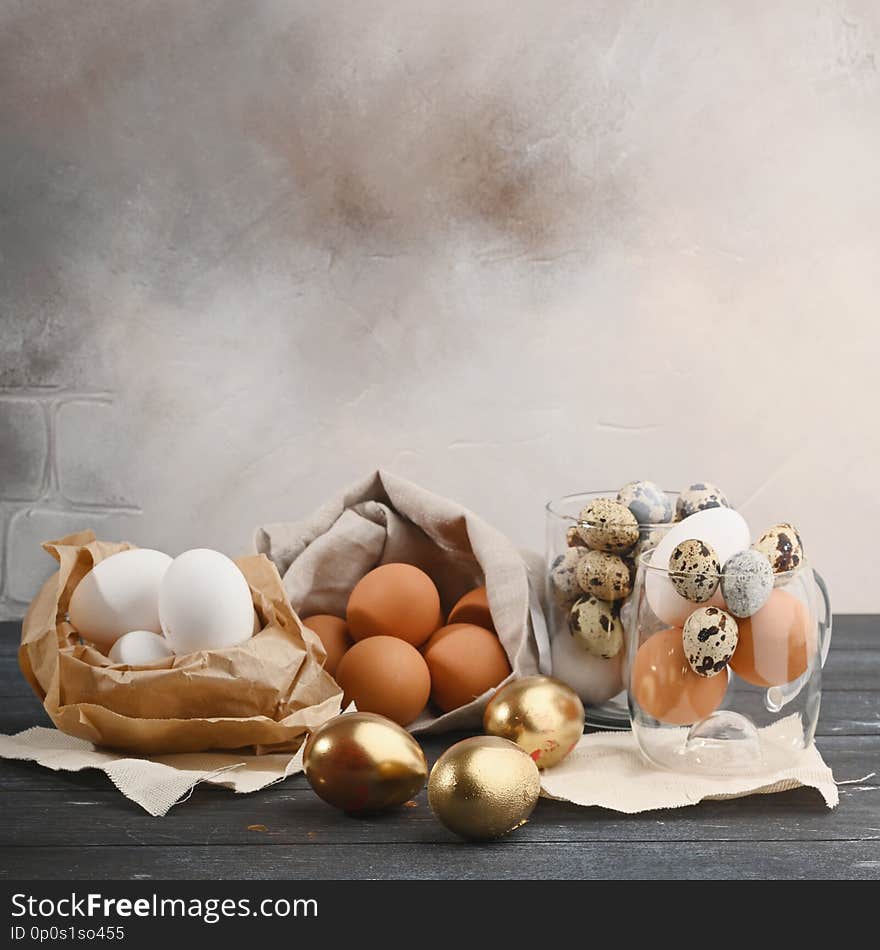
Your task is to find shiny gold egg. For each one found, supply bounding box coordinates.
[483,675,585,769]
[428,736,541,840]
[303,712,428,813]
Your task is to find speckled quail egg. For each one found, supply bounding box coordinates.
[568,595,623,659]
[617,480,673,525]
[575,550,632,602]
[575,498,639,553]
[549,548,587,606]
[632,526,667,565]
[566,525,587,548]
[753,523,804,579]
[668,538,721,604]
[721,549,774,618]
[682,605,739,678]
[675,483,730,520]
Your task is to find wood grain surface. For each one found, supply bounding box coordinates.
[1,618,878,880]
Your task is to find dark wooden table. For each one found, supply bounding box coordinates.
[1,618,878,880]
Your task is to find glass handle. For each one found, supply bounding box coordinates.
[814,569,833,668]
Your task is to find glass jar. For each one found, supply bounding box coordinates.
[627,553,832,774]
[545,490,678,728]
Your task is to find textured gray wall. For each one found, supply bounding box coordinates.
[2,1,878,616]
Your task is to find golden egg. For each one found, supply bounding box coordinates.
[428,736,541,840]
[303,712,428,813]
[483,675,585,769]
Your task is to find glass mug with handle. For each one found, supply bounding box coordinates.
[626,551,832,774]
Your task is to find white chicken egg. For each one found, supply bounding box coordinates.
[550,628,624,705]
[68,548,172,652]
[645,507,750,627]
[159,548,254,655]
[108,630,175,665]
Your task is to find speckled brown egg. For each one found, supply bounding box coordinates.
[753,523,804,579]
[549,548,586,606]
[575,550,632,602]
[682,606,738,678]
[675,483,730,520]
[575,498,639,553]
[568,595,623,659]
[668,539,720,603]
[566,525,587,548]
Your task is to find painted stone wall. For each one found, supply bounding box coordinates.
[2,2,878,614]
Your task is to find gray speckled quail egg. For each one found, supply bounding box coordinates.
[549,548,587,606]
[668,538,720,603]
[576,498,639,553]
[617,480,673,525]
[566,525,587,548]
[575,550,632,602]
[753,523,804,579]
[675,483,730,521]
[568,595,623,659]
[632,526,667,565]
[682,606,739,677]
[721,549,774,617]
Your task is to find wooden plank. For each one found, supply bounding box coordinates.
[0,734,876,849]
[1,621,877,697]
[0,615,875,658]
[2,840,877,881]
[822,616,878,651]
[822,649,880,691]
[0,773,876,848]
[0,689,877,737]
[0,692,876,760]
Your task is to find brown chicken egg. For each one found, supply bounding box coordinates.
[631,626,728,725]
[335,635,431,726]
[729,588,814,687]
[302,614,352,677]
[447,585,494,631]
[346,563,442,647]
[423,623,512,713]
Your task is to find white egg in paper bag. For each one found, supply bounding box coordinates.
[68,548,172,652]
[645,507,750,626]
[109,630,175,665]
[159,549,255,655]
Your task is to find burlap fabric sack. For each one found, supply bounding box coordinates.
[18,530,342,755]
[255,470,551,732]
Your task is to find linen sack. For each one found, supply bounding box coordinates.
[255,470,551,732]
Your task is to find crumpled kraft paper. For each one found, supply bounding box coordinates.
[18,530,343,756]
[0,727,306,816]
[255,470,552,733]
[540,718,838,811]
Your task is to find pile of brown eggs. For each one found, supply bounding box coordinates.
[303,564,511,727]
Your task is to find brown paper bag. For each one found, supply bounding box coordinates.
[255,470,551,732]
[19,531,343,755]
